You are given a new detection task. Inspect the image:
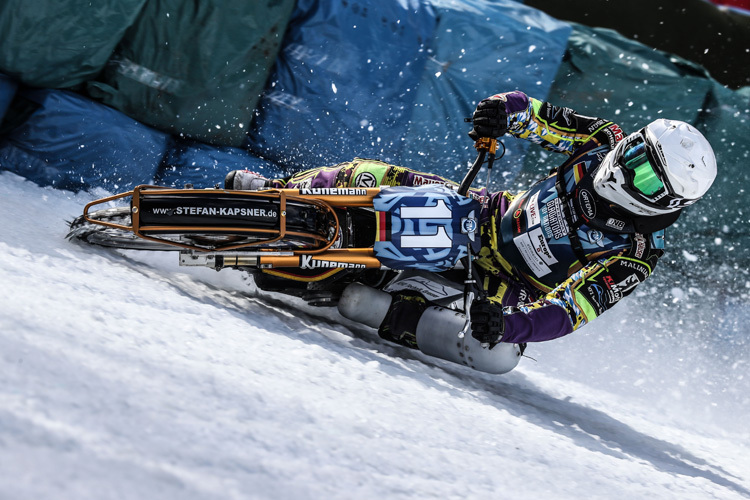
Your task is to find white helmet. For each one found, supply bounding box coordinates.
[593,119,717,216]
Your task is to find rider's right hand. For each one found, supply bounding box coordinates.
[468,97,508,141]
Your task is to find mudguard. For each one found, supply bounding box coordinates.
[373,185,481,272]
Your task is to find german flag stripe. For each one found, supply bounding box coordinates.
[377,211,389,242]
[574,162,586,183]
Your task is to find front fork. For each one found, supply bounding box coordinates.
[459,249,476,339]
[457,137,498,345]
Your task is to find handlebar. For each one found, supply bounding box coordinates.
[457,137,499,196]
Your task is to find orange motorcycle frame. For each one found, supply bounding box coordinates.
[82,185,385,269]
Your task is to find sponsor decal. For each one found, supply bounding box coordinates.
[169,206,277,217]
[649,191,668,202]
[583,283,606,315]
[354,172,378,188]
[526,192,541,227]
[300,255,366,269]
[562,107,573,125]
[654,141,667,165]
[587,229,604,247]
[300,188,367,195]
[617,273,641,294]
[603,274,623,303]
[603,275,615,289]
[633,233,647,258]
[606,217,626,230]
[412,175,444,186]
[513,227,558,278]
[620,260,649,277]
[578,189,596,219]
[542,197,569,240]
[530,227,558,266]
[514,232,551,277]
[461,217,477,234]
[587,119,608,133]
[666,197,685,208]
[113,57,183,93]
[608,124,624,142]
[512,198,525,234]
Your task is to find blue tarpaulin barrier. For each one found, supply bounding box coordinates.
[156,140,284,188]
[246,0,438,172]
[0,89,170,192]
[400,0,572,183]
[247,0,571,185]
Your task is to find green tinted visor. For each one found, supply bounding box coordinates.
[621,138,664,196]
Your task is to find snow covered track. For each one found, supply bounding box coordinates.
[1,172,749,499]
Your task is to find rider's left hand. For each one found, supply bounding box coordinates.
[470,298,504,344]
[468,97,508,141]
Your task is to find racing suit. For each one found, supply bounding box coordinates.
[262,91,666,344]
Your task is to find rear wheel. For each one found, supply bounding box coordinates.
[68,207,166,250]
[68,199,338,251]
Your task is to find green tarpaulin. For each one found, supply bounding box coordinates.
[86,0,295,148]
[0,0,147,88]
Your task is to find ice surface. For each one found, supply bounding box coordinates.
[1,172,748,500]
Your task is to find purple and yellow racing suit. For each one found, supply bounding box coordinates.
[263,91,665,344]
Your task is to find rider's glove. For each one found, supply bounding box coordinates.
[468,97,508,141]
[470,298,504,345]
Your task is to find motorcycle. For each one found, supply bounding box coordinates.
[67,138,524,374]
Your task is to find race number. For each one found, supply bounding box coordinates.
[400,199,452,248]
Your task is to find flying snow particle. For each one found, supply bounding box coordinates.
[682,249,699,262]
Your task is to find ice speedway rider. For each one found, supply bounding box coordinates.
[226,90,717,362]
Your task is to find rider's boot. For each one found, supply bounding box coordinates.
[224,170,269,190]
